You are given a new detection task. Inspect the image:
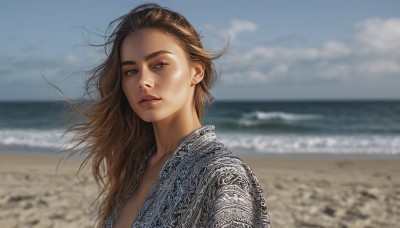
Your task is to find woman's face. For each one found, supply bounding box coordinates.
[120,28,203,122]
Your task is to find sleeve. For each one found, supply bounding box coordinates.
[206,159,271,228]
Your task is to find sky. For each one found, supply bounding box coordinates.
[1,0,400,101]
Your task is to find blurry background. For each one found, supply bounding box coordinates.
[0,0,399,156]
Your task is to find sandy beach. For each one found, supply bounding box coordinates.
[1,152,399,228]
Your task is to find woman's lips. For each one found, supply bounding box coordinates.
[138,94,161,107]
[139,98,161,107]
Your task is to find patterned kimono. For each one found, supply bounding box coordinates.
[105,125,271,227]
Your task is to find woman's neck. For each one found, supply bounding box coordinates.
[151,109,201,163]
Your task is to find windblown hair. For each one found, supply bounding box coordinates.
[67,3,221,227]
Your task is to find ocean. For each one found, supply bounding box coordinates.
[1,100,399,156]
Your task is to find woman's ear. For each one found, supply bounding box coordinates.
[190,62,205,86]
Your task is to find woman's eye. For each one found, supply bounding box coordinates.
[123,69,138,76]
[153,62,169,69]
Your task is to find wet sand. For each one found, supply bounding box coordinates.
[0,152,399,227]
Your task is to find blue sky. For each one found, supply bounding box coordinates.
[1,0,400,100]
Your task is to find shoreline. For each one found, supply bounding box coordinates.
[2,148,400,160]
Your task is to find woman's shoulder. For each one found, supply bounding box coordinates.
[195,140,271,227]
[184,130,264,190]
[194,139,258,182]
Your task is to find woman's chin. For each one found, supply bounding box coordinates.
[138,114,164,123]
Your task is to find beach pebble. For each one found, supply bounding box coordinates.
[8,192,35,203]
[322,205,336,217]
[360,188,381,199]
[46,210,65,220]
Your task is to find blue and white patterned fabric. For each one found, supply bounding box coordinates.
[105,124,270,227]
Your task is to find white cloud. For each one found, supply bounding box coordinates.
[321,41,351,58]
[0,52,95,82]
[229,20,257,38]
[355,60,400,76]
[244,46,320,62]
[218,19,257,41]
[219,17,400,86]
[355,18,400,54]
[221,70,270,85]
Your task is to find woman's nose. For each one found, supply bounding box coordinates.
[138,68,154,89]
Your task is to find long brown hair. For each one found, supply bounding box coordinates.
[67,3,221,227]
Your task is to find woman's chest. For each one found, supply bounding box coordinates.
[113,165,161,227]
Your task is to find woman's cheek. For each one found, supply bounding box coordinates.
[122,79,137,106]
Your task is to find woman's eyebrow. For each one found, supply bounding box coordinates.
[121,50,172,66]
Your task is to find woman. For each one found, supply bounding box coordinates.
[69,3,270,227]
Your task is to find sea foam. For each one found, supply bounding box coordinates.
[218,133,400,155]
[1,129,400,155]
